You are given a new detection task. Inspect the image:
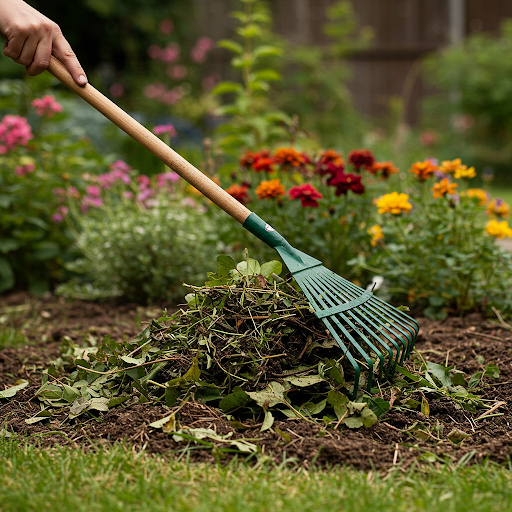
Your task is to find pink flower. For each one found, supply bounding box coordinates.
[51,213,64,223]
[156,171,180,187]
[160,43,180,63]
[148,45,161,60]
[81,195,103,211]
[182,197,197,208]
[58,206,69,215]
[15,163,35,176]
[153,124,177,137]
[110,160,131,173]
[159,19,174,35]
[31,96,63,118]
[288,183,323,207]
[123,191,134,199]
[202,74,219,91]
[137,175,152,189]
[53,187,66,199]
[161,88,183,105]
[0,115,33,153]
[86,185,101,197]
[168,65,187,80]
[196,37,214,52]
[68,186,80,198]
[144,83,166,100]
[191,48,206,63]
[110,83,124,98]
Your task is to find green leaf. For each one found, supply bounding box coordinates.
[447,427,471,444]
[252,69,281,81]
[25,410,52,425]
[428,295,446,307]
[62,384,81,403]
[253,45,283,59]
[360,407,378,428]
[237,258,261,276]
[365,397,390,419]
[484,363,500,379]
[247,381,287,408]
[427,362,453,388]
[395,365,421,382]
[0,379,29,399]
[211,82,244,96]
[261,410,274,431]
[217,254,237,270]
[260,260,282,277]
[343,416,363,429]
[327,390,349,420]
[217,39,244,54]
[0,238,20,254]
[283,375,325,387]
[219,386,251,412]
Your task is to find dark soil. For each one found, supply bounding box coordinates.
[2,292,512,471]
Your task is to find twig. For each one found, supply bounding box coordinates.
[475,401,507,421]
[393,443,400,465]
[383,422,401,432]
[492,306,512,331]
[466,331,505,342]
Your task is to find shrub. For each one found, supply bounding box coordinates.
[58,155,218,303]
[350,158,512,318]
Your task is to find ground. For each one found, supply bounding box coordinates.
[1,291,511,471]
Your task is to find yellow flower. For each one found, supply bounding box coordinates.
[487,198,511,219]
[485,219,512,239]
[255,179,285,199]
[438,158,462,174]
[367,224,384,247]
[376,192,413,215]
[461,188,489,206]
[431,178,458,199]
[453,165,476,180]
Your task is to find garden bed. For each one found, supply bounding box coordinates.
[1,291,511,471]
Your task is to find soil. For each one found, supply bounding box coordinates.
[2,291,512,471]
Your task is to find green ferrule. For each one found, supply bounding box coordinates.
[243,212,289,249]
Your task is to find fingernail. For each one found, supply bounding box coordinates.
[78,74,87,85]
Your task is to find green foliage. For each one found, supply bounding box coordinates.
[211,0,293,153]
[58,195,217,303]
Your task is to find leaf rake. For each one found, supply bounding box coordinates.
[35,54,419,398]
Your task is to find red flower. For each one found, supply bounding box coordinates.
[225,184,250,204]
[328,169,365,196]
[315,149,344,176]
[253,157,275,173]
[288,183,323,207]
[348,149,375,172]
[239,151,257,169]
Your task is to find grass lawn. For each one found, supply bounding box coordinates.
[1,436,512,512]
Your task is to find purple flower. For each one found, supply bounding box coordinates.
[153,124,177,137]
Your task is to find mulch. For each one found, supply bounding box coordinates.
[1,291,512,471]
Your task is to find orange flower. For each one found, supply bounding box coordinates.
[431,178,458,199]
[438,158,462,175]
[370,161,399,179]
[225,184,250,205]
[255,179,285,199]
[273,147,305,169]
[461,188,489,206]
[409,160,437,181]
[487,198,510,218]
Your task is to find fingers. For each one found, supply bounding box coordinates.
[51,33,87,86]
[25,35,51,76]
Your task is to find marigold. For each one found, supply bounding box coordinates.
[453,165,476,180]
[485,219,512,239]
[288,183,322,207]
[409,160,437,181]
[369,161,399,179]
[348,149,375,171]
[253,157,275,173]
[273,147,305,169]
[327,169,364,196]
[255,179,285,199]
[438,158,462,174]
[431,178,458,199]
[315,149,343,176]
[367,224,384,247]
[225,184,250,205]
[461,188,488,206]
[376,192,412,215]
[487,198,510,219]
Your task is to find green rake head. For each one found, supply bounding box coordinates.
[244,213,419,399]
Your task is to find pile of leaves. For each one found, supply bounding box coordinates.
[1,255,504,454]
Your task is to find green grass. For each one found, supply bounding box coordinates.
[0,326,28,350]
[489,186,512,205]
[1,436,512,512]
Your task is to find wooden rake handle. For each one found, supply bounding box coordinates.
[35,54,253,225]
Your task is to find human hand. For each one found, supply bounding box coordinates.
[0,0,87,85]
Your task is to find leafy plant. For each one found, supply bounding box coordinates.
[211,0,293,154]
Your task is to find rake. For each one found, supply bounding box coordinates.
[35,55,419,398]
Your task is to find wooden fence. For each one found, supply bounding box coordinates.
[194,0,512,124]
